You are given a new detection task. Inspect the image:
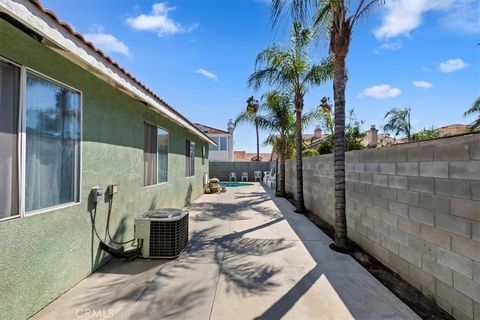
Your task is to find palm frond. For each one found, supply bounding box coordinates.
[303,58,333,86]
[351,0,385,26]
[464,97,480,116]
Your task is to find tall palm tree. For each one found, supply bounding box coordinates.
[272,0,383,250]
[464,97,480,132]
[383,107,412,141]
[245,96,261,161]
[238,91,324,197]
[248,22,332,212]
[239,92,293,196]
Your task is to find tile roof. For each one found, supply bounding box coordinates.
[194,123,231,135]
[15,0,214,144]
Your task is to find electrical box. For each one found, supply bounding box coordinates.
[108,184,118,196]
[91,187,104,204]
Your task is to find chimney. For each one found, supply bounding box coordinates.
[227,119,234,134]
[314,125,322,139]
[367,124,378,147]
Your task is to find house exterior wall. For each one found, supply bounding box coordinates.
[0,18,209,320]
[284,134,480,320]
[208,133,233,162]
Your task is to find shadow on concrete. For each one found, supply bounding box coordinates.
[251,187,419,320]
[185,218,293,295]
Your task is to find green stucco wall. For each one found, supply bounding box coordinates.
[0,18,208,320]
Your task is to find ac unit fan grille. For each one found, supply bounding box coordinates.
[149,213,189,257]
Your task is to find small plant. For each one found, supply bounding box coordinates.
[412,127,440,141]
[316,106,365,154]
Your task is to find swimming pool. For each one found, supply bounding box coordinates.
[220,182,254,188]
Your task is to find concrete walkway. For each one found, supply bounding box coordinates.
[33,183,420,320]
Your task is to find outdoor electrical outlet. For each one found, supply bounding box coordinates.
[108,184,118,196]
[91,187,104,204]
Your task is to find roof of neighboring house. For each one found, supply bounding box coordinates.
[437,124,468,136]
[194,123,231,135]
[234,151,272,162]
[234,151,246,160]
[2,0,215,145]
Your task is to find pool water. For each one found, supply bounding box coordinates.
[220,182,254,188]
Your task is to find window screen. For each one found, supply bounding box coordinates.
[25,72,81,212]
[0,60,20,219]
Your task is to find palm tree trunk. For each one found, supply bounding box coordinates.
[294,97,305,213]
[256,121,260,161]
[333,53,348,250]
[277,136,286,197]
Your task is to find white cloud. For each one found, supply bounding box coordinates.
[439,58,469,73]
[84,29,131,57]
[194,68,218,81]
[374,40,403,54]
[440,0,480,34]
[374,0,453,39]
[360,84,401,99]
[380,40,403,51]
[413,80,433,89]
[126,2,198,37]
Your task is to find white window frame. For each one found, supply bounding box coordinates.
[143,121,169,187]
[0,55,83,221]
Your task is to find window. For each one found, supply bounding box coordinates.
[25,72,81,212]
[209,136,219,151]
[144,123,168,186]
[0,59,82,220]
[202,146,206,165]
[185,140,195,176]
[219,136,228,151]
[0,60,20,219]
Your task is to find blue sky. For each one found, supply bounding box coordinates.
[42,0,479,152]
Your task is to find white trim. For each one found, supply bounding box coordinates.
[0,0,213,145]
[25,66,83,93]
[25,202,79,217]
[143,181,168,189]
[19,66,26,217]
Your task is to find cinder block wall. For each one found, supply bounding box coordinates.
[209,162,271,181]
[284,134,480,320]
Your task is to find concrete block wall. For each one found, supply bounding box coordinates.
[209,161,271,182]
[284,134,480,320]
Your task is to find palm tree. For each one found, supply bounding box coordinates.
[245,96,261,161]
[272,0,383,251]
[384,107,412,141]
[464,97,480,132]
[248,22,332,212]
[238,91,324,197]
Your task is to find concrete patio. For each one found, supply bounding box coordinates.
[33,183,420,320]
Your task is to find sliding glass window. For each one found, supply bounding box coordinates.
[0,60,20,219]
[185,140,195,177]
[25,72,81,212]
[144,123,168,186]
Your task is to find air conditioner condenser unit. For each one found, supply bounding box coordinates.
[134,208,189,258]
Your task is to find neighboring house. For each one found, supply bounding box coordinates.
[437,124,468,136]
[195,121,234,161]
[234,151,273,162]
[0,1,214,319]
